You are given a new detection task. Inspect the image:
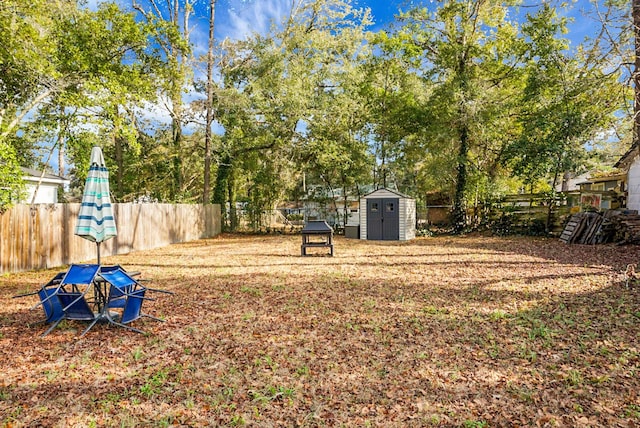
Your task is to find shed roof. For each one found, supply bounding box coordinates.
[362,188,413,199]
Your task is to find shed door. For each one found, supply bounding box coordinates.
[367,198,399,240]
[382,198,399,240]
[366,198,383,240]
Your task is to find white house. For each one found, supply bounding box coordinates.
[615,144,640,212]
[20,167,70,204]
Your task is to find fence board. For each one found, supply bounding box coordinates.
[0,203,221,274]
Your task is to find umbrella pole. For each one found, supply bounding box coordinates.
[97,242,101,265]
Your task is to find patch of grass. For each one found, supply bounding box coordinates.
[240,286,262,297]
[565,369,583,387]
[222,386,235,399]
[250,385,296,405]
[0,389,10,401]
[423,305,448,316]
[345,321,361,331]
[527,321,554,346]
[254,355,278,371]
[296,365,310,377]
[97,393,121,412]
[229,414,246,426]
[486,342,501,359]
[132,347,144,361]
[139,369,169,397]
[489,309,509,321]
[44,370,58,382]
[363,299,377,311]
[507,382,534,403]
[463,420,488,428]
[623,404,640,419]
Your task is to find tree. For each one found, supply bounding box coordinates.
[363,31,430,195]
[507,5,622,230]
[0,0,71,206]
[0,1,165,207]
[393,0,528,232]
[635,0,640,146]
[131,0,192,201]
[210,0,373,230]
[203,0,216,204]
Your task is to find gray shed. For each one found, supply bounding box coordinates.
[359,188,416,241]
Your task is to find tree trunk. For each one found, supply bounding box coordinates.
[213,154,231,229]
[547,167,562,234]
[452,123,469,233]
[58,139,64,177]
[171,92,183,200]
[203,0,216,204]
[634,0,640,146]
[114,130,124,197]
[342,183,348,231]
[228,168,237,231]
[452,50,470,234]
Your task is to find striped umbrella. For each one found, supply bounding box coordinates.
[74,146,117,264]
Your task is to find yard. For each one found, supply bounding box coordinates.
[1,234,639,427]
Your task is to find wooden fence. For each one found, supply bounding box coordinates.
[0,203,221,274]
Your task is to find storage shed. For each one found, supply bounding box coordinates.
[359,188,416,241]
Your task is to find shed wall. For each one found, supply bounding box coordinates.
[401,198,416,240]
[359,198,367,239]
[628,156,640,212]
[359,189,415,241]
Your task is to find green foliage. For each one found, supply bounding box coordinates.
[0,141,25,208]
[0,0,179,202]
[211,0,374,230]
[387,0,531,231]
[0,0,630,220]
[506,5,623,190]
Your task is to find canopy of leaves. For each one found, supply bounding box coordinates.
[0,0,631,226]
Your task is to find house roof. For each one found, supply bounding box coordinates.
[614,144,639,170]
[21,167,69,185]
[577,173,626,186]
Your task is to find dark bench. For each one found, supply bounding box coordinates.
[301,220,334,256]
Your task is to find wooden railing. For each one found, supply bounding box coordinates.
[0,203,221,274]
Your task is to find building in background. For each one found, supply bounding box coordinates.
[20,167,70,204]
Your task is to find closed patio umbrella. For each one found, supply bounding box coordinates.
[74,146,117,264]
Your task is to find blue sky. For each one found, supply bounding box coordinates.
[208,0,594,42]
[86,0,597,60]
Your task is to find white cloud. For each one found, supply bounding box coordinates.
[218,0,294,41]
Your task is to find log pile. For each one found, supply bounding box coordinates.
[560,210,640,245]
[608,213,640,244]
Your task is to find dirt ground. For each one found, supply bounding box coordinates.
[1,234,639,427]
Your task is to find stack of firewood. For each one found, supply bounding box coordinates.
[608,213,640,244]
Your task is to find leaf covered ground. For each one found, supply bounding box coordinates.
[1,234,639,427]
